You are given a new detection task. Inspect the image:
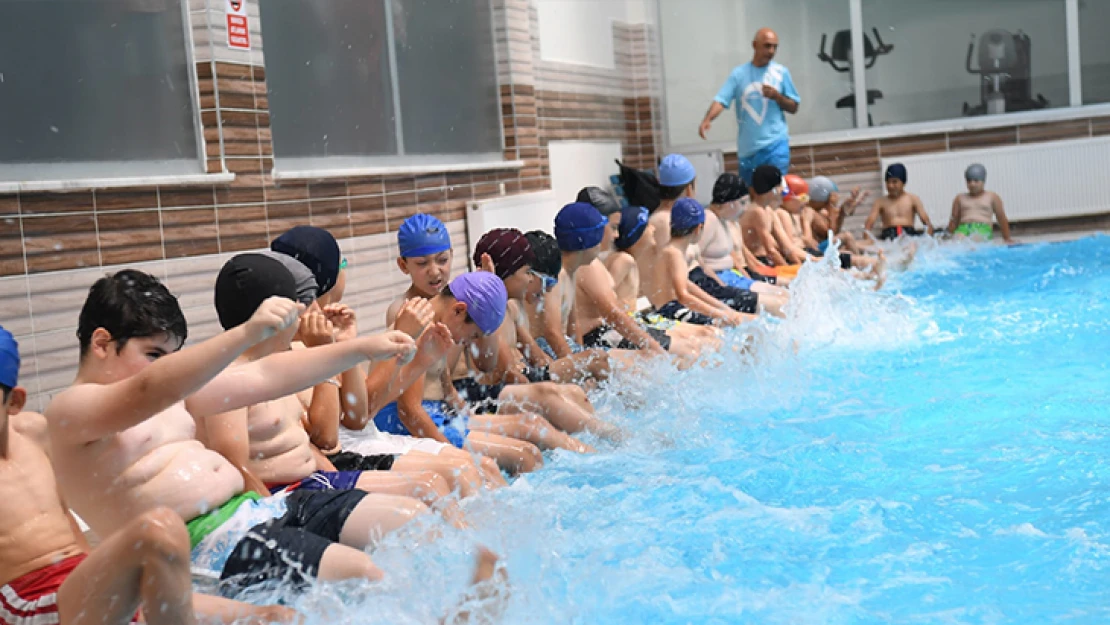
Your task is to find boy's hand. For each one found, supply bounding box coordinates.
[394,298,433,340]
[323,304,358,342]
[414,322,456,366]
[478,253,496,274]
[245,297,304,342]
[299,311,336,347]
[359,330,418,363]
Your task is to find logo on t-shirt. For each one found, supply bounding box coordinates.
[740,64,785,126]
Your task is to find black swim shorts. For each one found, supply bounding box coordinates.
[582,324,671,352]
[327,451,397,472]
[879,226,922,240]
[452,377,503,414]
[688,267,759,314]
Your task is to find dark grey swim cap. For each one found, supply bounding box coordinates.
[965,163,987,181]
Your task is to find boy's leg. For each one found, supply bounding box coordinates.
[354,470,468,528]
[392,450,484,497]
[57,507,193,625]
[437,445,509,488]
[465,432,543,475]
[469,412,595,454]
[337,493,431,549]
[547,349,611,385]
[498,383,616,439]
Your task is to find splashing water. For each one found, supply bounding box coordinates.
[252,236,1110,624]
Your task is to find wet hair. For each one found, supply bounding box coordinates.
[671,225,700,240]
[77,270,188,358]
[659,183,688,202]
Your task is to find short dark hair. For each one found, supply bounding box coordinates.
[438,285,476,326]
[671,225,700,240]
[77,270,187,358]
[659,183,688,201]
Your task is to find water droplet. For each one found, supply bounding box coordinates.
[49,126,59,133]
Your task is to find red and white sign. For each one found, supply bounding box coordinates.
[226,0,250,51]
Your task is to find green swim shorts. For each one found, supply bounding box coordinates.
[955,222,993,239]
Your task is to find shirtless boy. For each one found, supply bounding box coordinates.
[947,163,1014,244]
[0,327,294,625]
[739,165,801,282]
[376,272,549,474]
[520,230,581,360]
[386,214,604,449]
[865,163,935,240]
[805,175,871,255]
[45,269,463,593]
[201,254,471,529]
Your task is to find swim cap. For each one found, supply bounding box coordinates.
[525,231,561,278]
[808,176,839,203]
[671,198,706,231]
[885,163,908,183]
[473,228,536,281]
[257,250,318,305]
[711,173,746,204]
[616,159,661,211]
[658,154,697,187]
[751,165,783,195]
[783,175,810,202]
[447,272,508,335]
[0,326,19,389]
[215,253,298,330]
[398,213,452,258]
[271,226,342,296]
[965,163,987,181]
[576,186,622,216]
[615,206,649,250]
[554,202,607,252]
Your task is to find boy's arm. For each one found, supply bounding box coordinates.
[48,297,303,445]
[771,212,805,264]
[540,286,574,359]
[312,445,337,471]
[191,594,300,624]
[992,193,1014,243]
[303,380,341,452]
[913,195,935,233]
[187,331,415,420]
[580,265,665,354]
[515,319,553,368]
[947,196,962,234]
[202,407,271,497]
[666,250,741,325]
[396,373,452,444]
[863,198,883,231]
[362,323,455,423]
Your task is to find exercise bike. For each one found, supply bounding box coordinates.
[963,29,1048,116]
[816,27,894,127]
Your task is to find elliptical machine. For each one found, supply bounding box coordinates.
[816,27,894,127]
[963,29,1048,116]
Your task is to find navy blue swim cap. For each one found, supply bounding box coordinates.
[671,198,706,231]
[885,163,908,183]
[615,206,649,250]
[554,202,606,252]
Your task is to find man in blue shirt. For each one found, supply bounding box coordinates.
[699,28,800,188]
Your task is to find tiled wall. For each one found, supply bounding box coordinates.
[0,0,664,410]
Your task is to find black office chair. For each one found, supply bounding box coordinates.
[816,28,894,127]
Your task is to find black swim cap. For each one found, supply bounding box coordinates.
[712,173,746,204]
[525,230,561,277]
[215,253,297,330]
[271,226,342,296]
[751,165,783,196]
[885,163,908,183]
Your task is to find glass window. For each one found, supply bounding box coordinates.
[861,0,1068,125]
[1079,0,1110,105]
[0,0,200,181]
[260,0,502,169]
[658,0,854,149]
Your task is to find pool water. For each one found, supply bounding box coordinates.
[287,236,1110,624]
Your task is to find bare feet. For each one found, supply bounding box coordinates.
[445,548,510,625]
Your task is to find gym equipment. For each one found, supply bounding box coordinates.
[816,28,894,127]
[963,29,1048,116]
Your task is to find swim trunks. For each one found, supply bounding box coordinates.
[955,222,993,239]
[0,555,141,625]
[451,377,503,414]
[581,324,671,352]
[716,268,755,290]
[689,267,759,314]
[879,226,923,240]
[535,336,584,360]
[522,365,550,383]
[373,401,469,448]
[654,301,716,326]
[217,489,368,593]
[633,310,678,331]
[338,427,449,457]
[327,451,397,472]
[266,470,369,494]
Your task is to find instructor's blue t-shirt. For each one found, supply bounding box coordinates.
[714,61,800,158]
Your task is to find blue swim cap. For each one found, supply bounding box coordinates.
[554,202,606,252]
[671,198,705,231]
[615,206,649,250]
[398,213,452,258]
[448,272,508,335]
[885,163,908,183]
[658,154,697,187]
[0,326,19,389]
